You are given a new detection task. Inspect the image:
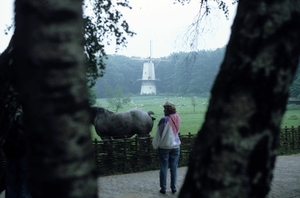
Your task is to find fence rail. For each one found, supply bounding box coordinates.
[93,132,197,176]
[279,126,300,154]
[94,126,300,176]
[0,126,299,177]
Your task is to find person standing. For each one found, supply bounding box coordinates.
[152,101,181,194]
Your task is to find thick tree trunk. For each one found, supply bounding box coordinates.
[179,1,300,198]
[13,0,97,197]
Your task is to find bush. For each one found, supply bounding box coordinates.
[89,88,97,106]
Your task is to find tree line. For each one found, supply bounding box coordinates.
[93,47,300,98]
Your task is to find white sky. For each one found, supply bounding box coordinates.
[0,0,237,58]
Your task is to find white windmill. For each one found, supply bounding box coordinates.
[137,41,160,95]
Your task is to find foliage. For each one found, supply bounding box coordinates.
[93,48,225,97]
[104,84,131,112]
[3,1,136,88]
[174,0,239,18]
[84,17,106,88]
[174,0,239,52]
[93,49,300,98]
[88,88,97,106]
[93,54,142,97]
[83,0,136,87]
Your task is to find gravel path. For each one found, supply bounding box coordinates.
[0,154,299,197]
[98,154,300,198]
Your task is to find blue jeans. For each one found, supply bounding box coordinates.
[158,148,180,192]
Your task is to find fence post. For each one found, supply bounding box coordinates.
[124,137,127,157]
[123,137,127,172]
[135,136,139,171]
[284,126,289,153]
[147,135,151,154]
[93,138,99,175]
[291,126,295,150]
[135,135,138,156]
[298,126,300,150]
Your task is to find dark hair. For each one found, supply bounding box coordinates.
[164,105,176,114]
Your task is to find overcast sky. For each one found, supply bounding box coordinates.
[0,0,237,58]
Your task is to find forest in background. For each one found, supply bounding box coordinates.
[93,47,300,98]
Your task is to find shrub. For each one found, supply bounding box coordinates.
[89,88,97,106]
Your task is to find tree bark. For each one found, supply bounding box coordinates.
[179,1,300,198]
[13,0,97,197]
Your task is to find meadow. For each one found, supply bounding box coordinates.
[91,96,300,140]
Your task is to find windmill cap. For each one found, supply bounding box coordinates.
[163,101,175,109]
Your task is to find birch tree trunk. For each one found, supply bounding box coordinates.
[13,0,97,197]
[179,1,300,197]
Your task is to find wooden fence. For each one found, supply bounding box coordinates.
[0,126,299,177]
[94,126,300,176]
[93,133,197,176]
[279,126,300,154]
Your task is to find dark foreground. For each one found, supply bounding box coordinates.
[1,154,299,198]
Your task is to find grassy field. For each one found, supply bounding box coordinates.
[91,96,300,140]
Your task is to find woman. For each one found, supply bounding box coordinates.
[152,101,181,194]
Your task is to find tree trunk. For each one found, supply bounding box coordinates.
[13,0,97,197]
[179,1,300,198]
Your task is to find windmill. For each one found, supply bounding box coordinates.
[136,41,162,95]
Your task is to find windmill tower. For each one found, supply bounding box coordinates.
[137,41,159,95]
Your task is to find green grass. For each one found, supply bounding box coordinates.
[91,96,300,140]
[281,110,300,127]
